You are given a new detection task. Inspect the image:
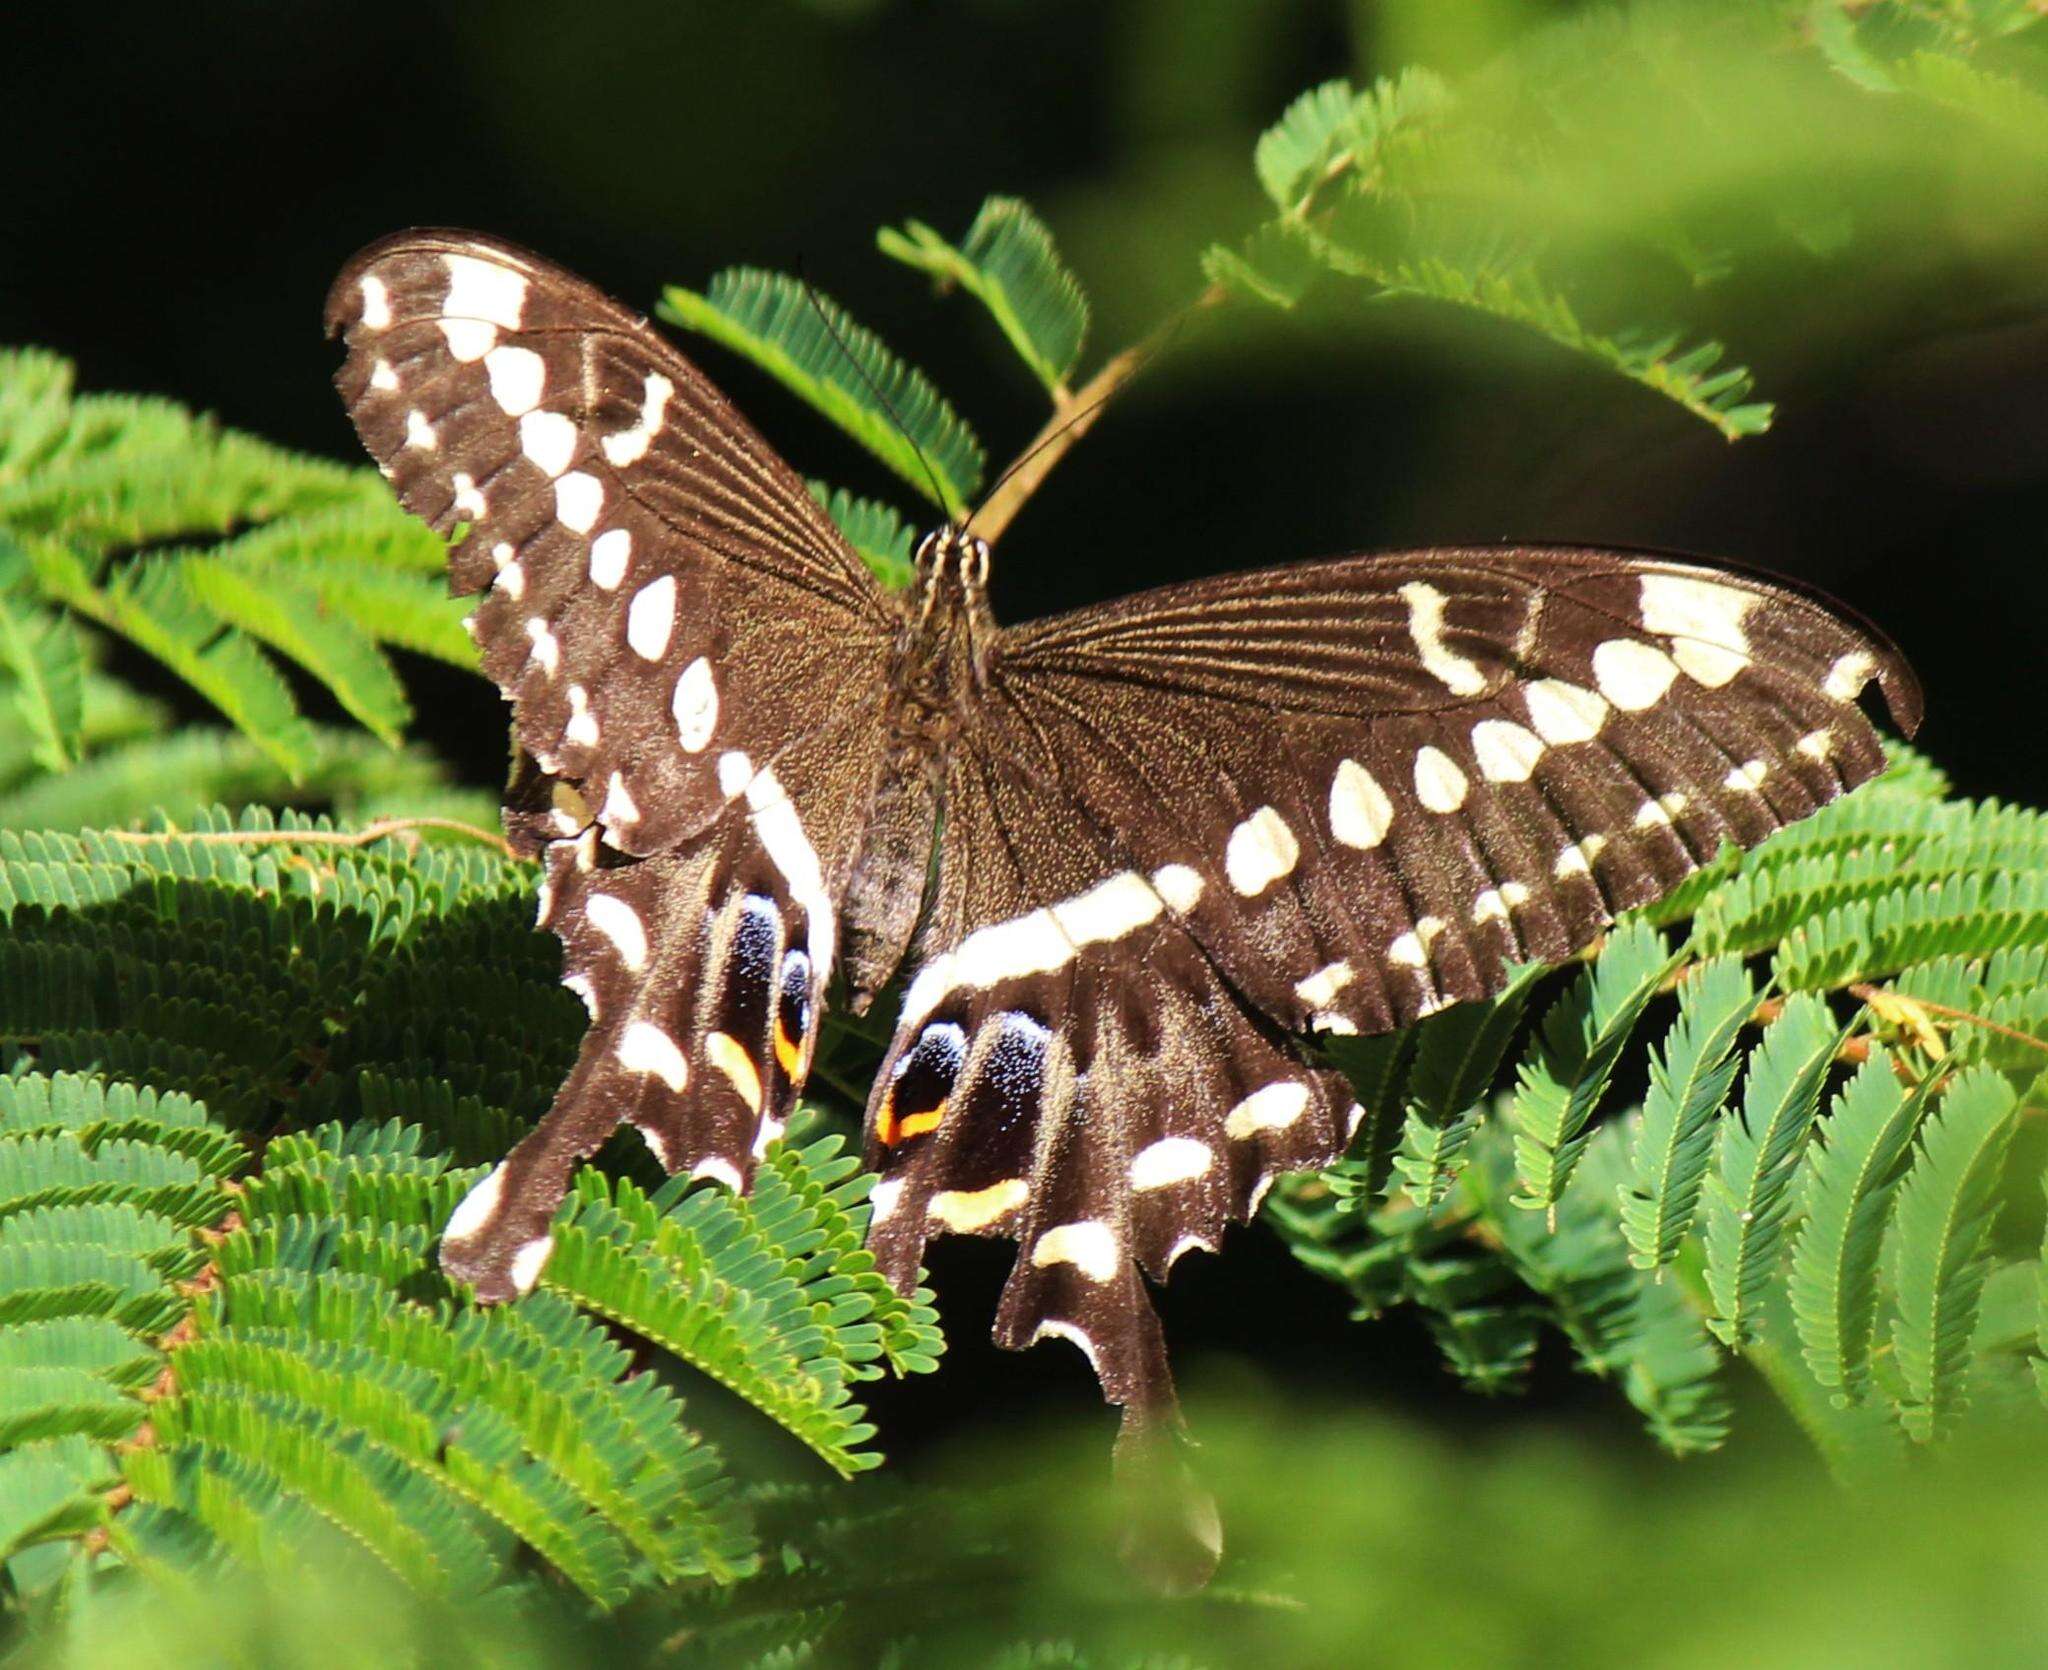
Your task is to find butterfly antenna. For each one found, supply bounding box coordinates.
[796,268,957,524]
[963,306,1200,545]
[961,381,1129,541]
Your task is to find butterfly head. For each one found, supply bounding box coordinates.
[907,524,995,683]
[913,525,991,597]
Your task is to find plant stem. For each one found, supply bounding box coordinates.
[970,283,1227,547]
[103,817,520,860]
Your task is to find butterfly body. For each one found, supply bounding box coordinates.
[841,528,994,1010]
[327,229,1920,1431]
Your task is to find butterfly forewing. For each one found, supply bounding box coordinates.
[997,546,1919,1033]
[328,231,894,1297]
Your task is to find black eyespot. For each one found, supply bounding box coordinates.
[880,1021,967,1146]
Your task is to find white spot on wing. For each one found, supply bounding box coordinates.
[1329,758,1394,848]
[369,360,398,391]
[1414,746,1469,813]
[485,344,545,415]
[601,372,674,467]
[444,1163,507,1244]
[1523,679,1609,745]
[1031,1221,1120,1283]
[1825,652,1875,702]
[1130,1137,1214,1191]
[1398,581,1488,696]
[1049,871,1162,944]
[1592,639,1680,711]
[600,770,640,828]
[555,471,603,533]
[1725,758,1769,792]
[1797,729,1835,761]
[1640,574,1753,688]
[508,1236,554,1295]
[691,1157,745,1193]
[589,527,631,589]
[627,575,676,661]
[1150,863,1204,912]
[1471,719,1545,783]
[618,1021,688,1090]
[520,409,577,478]
[438,317,497,361]
[1225,805,1300,896]
[585,893,648,970]
[868,1177,904,1224]
[1225,1082,1310,1139]
[1555,834,1608,878]
[564,685,599,749]
[672,657,718,752]
[451,472,486,520]
[442,253,529,330]
[358,274,392,329]
[1295,961,1354,1009]
[525,617,559,676]
[404,409,437,450]
[929,1179,1029,1232]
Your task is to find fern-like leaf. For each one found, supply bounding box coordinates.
[807,481,916,592]
[1619,955,1757,1271]
[1392,962,1543,1209]
[1787,1052,1933,1405]
[878,196,1090,391]
[1701,995,1845,1347]
[0,595,84,771]
[1887,1066,2019,1442]
[659,270,984,514]
[1510,920,1677,1212]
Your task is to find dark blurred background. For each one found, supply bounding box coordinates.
[7,0,2043,1461]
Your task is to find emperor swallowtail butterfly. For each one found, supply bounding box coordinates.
[327,229,1920,1441]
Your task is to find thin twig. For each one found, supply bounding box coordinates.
[103,817,521,862]
[970,284,1228,547]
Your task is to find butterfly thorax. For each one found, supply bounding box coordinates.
[840,527,995,1012]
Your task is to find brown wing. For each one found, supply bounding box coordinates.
[326,230,897,1298]
[326,228,897,858]
[860,542,1917,1426]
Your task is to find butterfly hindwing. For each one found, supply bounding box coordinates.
[864,737,1355,1417]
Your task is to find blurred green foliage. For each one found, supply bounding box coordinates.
[3,1,2048,1662]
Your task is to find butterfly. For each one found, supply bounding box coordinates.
[326,229,1920,1439]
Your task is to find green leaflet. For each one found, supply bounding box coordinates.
[1702,995,1846,1348]
[1476,1123,1730,1454]
[1255,79,1362,211]
[0,351,472,811]
[0,596,84,771]
[1320,1029,1415,1201]
[1787,1052,1933,1405]
[1619,955,1758,1271]
[182,558,410,746]
[808,480,917,592]
[1510,920,1678,1212]
[659,270,984,515]
[1313,201,1775,440]
[0,811,943,1608]
[878,196,1090,391]
[1888,1066,2019,1442]
[1392,962,1545,1209]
